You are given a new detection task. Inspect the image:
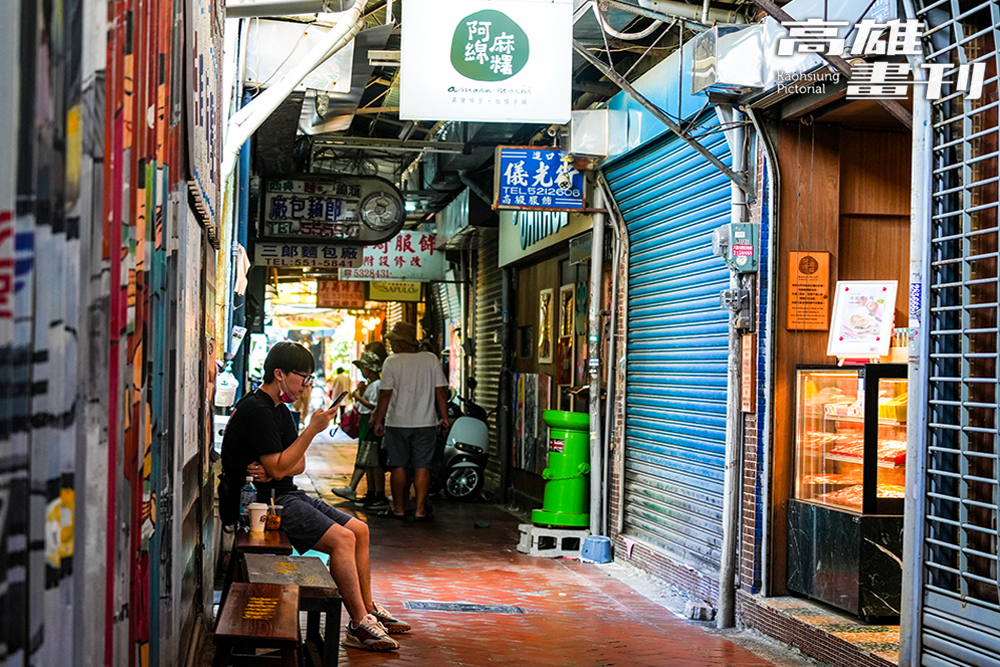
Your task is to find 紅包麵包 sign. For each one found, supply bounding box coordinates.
[339,231,446,282]
[400,0,571,123]
[495,147,584,210]
[262,175,405,245]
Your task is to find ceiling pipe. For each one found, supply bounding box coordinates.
[635,0,745,24]
[221,0,366,181]
[226,0,350,18]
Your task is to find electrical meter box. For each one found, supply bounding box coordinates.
[711,222,759,273]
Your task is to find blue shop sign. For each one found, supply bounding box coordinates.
[495,147,585,210]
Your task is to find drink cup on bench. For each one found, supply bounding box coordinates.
[266,505,282,531]
[248,503,268,536]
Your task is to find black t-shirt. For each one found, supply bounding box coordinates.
[221,389,299,499]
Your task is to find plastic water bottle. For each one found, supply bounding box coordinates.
[239,476,257,531]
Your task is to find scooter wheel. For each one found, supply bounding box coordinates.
[443,466,484,501]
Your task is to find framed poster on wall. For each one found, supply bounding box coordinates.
[827,280,898,358]
[538,288,553,363]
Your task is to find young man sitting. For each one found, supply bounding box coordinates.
[221,341,410,651]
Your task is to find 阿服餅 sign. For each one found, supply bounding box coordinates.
[400,0,572,123]
[339,231,446,282]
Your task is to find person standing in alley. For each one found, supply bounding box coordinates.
[329,366,352,419]
[370,322,449,521]
[332,352,390,509]
[221,341,410,651]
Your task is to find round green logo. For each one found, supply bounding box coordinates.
[450,10,529,82]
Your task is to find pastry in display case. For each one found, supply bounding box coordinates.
[787,363,907,619]
[794,364,907,514]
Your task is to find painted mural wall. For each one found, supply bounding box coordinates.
[0,0,221,665]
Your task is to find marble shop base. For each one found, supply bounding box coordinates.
[786,499,904,620]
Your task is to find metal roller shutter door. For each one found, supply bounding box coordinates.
[604,118,732,575]
[474,229,504,491]
[915,2,1000,664]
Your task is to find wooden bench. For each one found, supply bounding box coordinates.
[244,554,343,667]
[213,582,300,667]
[220,529,294,614]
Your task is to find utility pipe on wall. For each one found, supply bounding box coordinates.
[221,0,366,181]
[715,104,748,629]
[589,188,607,536]
[899,0,930,660]
[600,180,623,539]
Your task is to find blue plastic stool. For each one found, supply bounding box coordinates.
[580,535,612,563]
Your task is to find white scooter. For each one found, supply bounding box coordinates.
[436,386,491,501]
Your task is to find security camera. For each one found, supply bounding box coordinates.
[545,128,557,137]
[556,172,573,191]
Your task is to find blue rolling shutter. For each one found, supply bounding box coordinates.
[604,118,732,575]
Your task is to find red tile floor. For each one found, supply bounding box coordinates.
[209,432,823,667]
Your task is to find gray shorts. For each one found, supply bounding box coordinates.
[275,489,353,553]
[384,426,437,469]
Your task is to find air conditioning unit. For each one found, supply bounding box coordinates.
[691,25,765,97]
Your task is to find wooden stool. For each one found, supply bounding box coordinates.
[213,582,300,667]
[219,529,294,614]
[243,554,343,667]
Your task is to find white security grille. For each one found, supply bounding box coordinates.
[918,1,1000,663]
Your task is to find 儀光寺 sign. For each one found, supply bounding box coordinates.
[339,231,446,282]
[400,0,572,124]
[495,147,585,210]
[317,280,366,309]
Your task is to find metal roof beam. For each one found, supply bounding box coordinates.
[313,136,466,154]
[573,40,754,200]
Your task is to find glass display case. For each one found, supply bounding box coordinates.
[794,364,907,514]
[787,363,907,619]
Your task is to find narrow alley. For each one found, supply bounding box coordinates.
[202,431,824,667]
[7,0,1000,666]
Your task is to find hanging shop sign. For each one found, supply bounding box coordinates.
[253,242,363,268]
[741,333,756,413]
[339,231,446,282]
[186,0,224,232]
[262,175,405,245]
[787,251,831,330]
[499,209,592,267]
[316,280,366,309]
[369,281,423,302]
[400,0,572,123]
[494,147,585,210]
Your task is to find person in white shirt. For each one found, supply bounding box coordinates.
[371,322,449,521]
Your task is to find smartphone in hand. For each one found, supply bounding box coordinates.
[330,390,349,406]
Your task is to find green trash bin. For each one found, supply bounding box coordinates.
[532,410,590,528]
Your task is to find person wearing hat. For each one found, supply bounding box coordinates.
[332,352,389,509]
[371,322,449,521]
